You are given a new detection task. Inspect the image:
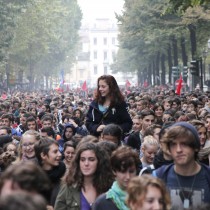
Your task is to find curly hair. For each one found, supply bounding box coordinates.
[95,75,124,107]
[127,175,171,210]
[65,142,114,195]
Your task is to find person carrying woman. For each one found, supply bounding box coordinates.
[86,75,132,137]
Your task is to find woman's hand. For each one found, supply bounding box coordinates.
[97,125,105,132]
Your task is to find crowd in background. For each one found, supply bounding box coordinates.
[0,75,210,209]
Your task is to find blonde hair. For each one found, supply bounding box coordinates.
[142,135,159,149]
[127,175,171,210]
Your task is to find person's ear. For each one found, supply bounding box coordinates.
[40,152,46,160]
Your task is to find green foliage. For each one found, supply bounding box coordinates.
[0,0,82,89]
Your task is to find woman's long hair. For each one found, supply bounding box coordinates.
[65,142,114,195]
[95,75,124,107]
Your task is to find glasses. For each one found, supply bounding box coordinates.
[22,142,35,148]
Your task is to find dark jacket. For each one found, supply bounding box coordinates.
[86,100,132,137]
[93,193,118,210]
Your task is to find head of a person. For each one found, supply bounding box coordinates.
[96,75,124,107]
[0,126,11,136]
[111,146,140,190]
[162,99,171,111]
[26,116,38,131]
[63,141,76,164]
[3,142,17,156]
[140,110,155,132]
[132,115,142,132]
[41,116,53,128]
[153,103,164,118]
[204,114,210,132]
[34,138,61,170]
[101,123,123,145]
[162,122,201,161]
[21,130,41,159]
[65,142,113,194]
[144,124,162,142]
[141,135,159,165]
[40,127,55,139]
[189,120,207,148]
[136,99,148,112]
[0,192,47,210]
[1,114,12,127]
[126,175,171,210]
[0,162,51,201]
[63,124,76,141]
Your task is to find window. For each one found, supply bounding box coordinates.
[104,66,108,74]
[94,66,97,75]
[94,38,97,45]
[104,51,107,60]
[94,51,97,59]
[104,38,107,45]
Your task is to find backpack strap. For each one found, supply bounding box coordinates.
[155,163,174,182]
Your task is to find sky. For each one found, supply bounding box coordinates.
[77,0,124,23]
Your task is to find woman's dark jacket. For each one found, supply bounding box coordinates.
[86,100,132,137]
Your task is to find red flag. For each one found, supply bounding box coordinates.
[176,75,183,95]
[81,81,88,91]
[143,80,148,88]
[125,80,131,90]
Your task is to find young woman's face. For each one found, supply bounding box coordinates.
[42,144,62,170]
[136,185,163,210]
[155,106,163,117]
[80,150,98,177]
[114,165,137,190]
[132,118,141,132]
[142,145,158,165]
[64,146,75,163]
[6,144,17,155]
[98,79,110,98]
[22,134,36,159]
[198,126,207,147]
[75,110,81,118]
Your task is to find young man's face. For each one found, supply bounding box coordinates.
[42,120,52,128]
[65,127,74,140]
[27,121,36,131]
[1,118,10,127]
[0,129,8,136]
[169,137,196,167]
[141,115,155,132]
[163,101,171,111]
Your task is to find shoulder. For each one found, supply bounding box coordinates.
[154,163,174,179]
[93,193,118,210]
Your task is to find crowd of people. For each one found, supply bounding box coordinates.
[0,75,210,209]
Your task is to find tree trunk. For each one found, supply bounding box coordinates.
[172,36,178,66]
[181,36,188,66]
[161,53,166,85]
[155,52,160,85]
[167,42,173,84]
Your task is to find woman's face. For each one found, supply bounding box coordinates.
[114,165,137,190]
[132,118,141,132]
[64,146,75,163]
[136,185,163,210]
[153,128,161,142]
[198,126,207,147]
[22,134,36,159]
[205,117,210,132]
[142,145,158,165]
[98,79,110,98]
[75,110,81,118]
[6,144,17,155]
[155,106,163,117]
[80,150,98,177]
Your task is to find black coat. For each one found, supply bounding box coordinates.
[86,100,132,137]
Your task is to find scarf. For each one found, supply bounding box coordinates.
[106,181,129,210]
